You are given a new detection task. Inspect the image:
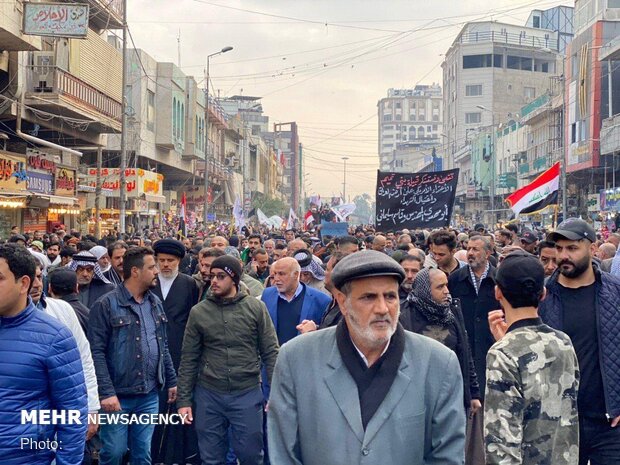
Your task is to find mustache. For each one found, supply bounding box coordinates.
[370,316,392,324]
[558,260,574,267]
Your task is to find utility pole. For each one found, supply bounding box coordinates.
[342,156,349,202]
[95,147,102,239]
[119,0,128,234]
[204,46,233,224]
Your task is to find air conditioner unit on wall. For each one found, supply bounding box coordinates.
[32,52,55,92]
[224,157,239,167]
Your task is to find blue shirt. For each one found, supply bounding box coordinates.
[123,286,159,393]
[278,283,303,302]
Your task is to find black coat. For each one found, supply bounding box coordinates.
[400,298,480,409]
[151,273,200,465]
[80,278,115,309]
[448,264,500,399]
[152,273,200,370]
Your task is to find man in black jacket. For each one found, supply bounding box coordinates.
[68,251,115,308]
[48,268,90,334]
[151,238,200,465]
[542,219,620,464]
[448,235,500,395]
[88,247,177,465]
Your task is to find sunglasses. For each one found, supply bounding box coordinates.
[209,273,230,281]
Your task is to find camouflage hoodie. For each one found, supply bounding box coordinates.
[484,318,579,465]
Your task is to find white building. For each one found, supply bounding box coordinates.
[377,85,443,171]
[442,20,562,209]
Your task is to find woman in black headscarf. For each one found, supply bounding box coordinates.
[400,267,481,413]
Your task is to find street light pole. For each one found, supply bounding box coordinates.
[342,156,349,202]
[204,46,233,225]
[476,105,496,222]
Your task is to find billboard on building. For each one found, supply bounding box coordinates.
[23,2,89,38]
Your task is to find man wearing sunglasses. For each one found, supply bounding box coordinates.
[176,255,279,465]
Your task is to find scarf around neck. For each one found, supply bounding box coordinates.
[410,268,455,325]
[336,319,405,430]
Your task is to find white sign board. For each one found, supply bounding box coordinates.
[23,2,89,38]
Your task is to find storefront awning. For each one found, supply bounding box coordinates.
[77,185,115,197]
[32,194,79,205]
[143,194,166,203]
[0,190,30,197]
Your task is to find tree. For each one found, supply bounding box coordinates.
[350,193,375,225]
[251,194,289,217]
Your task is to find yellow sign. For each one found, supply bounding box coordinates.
[0,152,28,192]
[85,168,164,197]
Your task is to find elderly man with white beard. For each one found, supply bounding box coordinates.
[268,250,465,465]
[151,238,200,465]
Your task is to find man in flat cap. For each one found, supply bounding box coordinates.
[151,238,200,465]
[268,250,466,465]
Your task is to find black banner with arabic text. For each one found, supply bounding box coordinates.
[375,169,459,230]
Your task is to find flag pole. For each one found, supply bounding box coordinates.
[553,204,559,229]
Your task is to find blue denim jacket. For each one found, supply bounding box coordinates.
[87,284,177,399]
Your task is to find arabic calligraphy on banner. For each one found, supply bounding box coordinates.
[23,2,89,38]
[0,152,28,192]
[375,169,460,230]
[85,168,163,197]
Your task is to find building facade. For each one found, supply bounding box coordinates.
[377,85,443,172]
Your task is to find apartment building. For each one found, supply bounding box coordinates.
[442,20,563,218]
[377,85,443,172]
[0,0,124,236]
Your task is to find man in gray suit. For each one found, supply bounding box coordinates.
[268,250,466,465]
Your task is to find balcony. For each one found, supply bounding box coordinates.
[458,30,557,50]
[601,113,620,156]
[55,0,123,30]
[25,66,121,133]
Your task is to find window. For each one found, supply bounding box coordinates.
[147,90,155,131]
[172,98,177,138]
[524,87,536,100]
[465,112,481,124]
[383,114,393,122]
[418,126,425,138]
[463,54,492,68]
[466,84,483,96]
[507,56,534,71]
[463,54,503,69]
[383,125,394,130]
[427,126,432,132]
[395,114,402,121]
[180,103,184,141]
[395,102,401,109]
[533,16,541,28]
[610,0,620,7]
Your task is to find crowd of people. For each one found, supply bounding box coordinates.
[0,217,619,465]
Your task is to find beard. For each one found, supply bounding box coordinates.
[558,255,590,278]
[345,300,399,350]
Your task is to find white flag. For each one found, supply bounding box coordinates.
[287,208,298,228]
[268,215,284,229]
[331,203,356,222]
[257,208,270,225]
[233,197,246,229]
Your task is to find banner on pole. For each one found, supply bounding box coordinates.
[375,169,459,230]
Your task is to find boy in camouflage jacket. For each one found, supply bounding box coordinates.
[485,251,579,465]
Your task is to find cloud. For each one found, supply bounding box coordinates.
[128,0,555,198]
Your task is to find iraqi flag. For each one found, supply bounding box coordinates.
[304,210,314,230]
[506,162,560,216]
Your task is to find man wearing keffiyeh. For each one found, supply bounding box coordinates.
[68,251,115,308]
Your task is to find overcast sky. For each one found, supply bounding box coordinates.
[128,0,570,200]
